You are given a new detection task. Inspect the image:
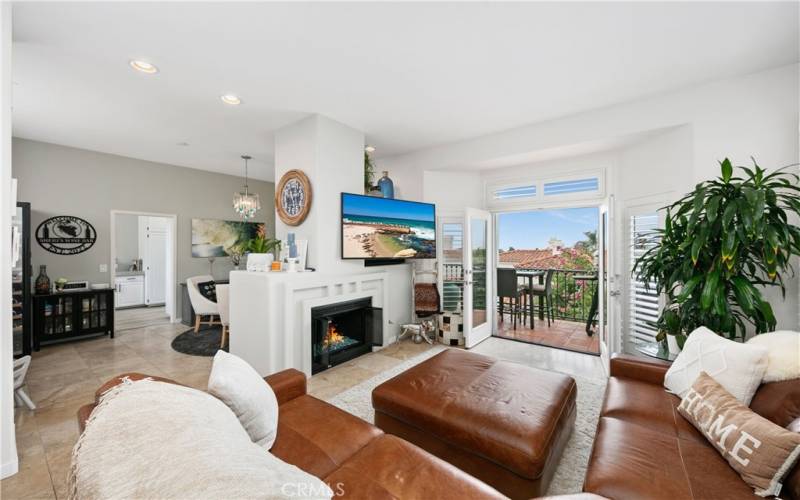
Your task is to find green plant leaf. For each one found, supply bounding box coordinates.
[700,271,720,310]
[720,158,733,182]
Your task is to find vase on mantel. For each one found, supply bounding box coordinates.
[35,265,51,295]
[377,171,394,199]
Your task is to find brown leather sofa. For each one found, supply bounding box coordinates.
[78,370,505,499]
[583,354,800,500]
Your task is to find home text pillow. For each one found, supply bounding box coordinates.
[71,378,331,499]
[665,326,768,405]
[678,372,800,497]
[746,331,800,383]
[208,350,279,449]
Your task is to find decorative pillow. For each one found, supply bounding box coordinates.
[678,372,800,497]
[207,350,279,449]
[71,378,331,499]
[665,326,768,405]
[746,331,800,382]
[197,280,217,302]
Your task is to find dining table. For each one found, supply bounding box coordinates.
[516,269,545,329]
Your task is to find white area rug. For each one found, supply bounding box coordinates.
[324,346,607,495]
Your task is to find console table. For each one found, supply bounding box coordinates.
[33,288,114,349]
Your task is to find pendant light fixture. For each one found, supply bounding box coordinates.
[233,154,261,220]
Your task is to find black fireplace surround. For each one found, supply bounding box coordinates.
[311,298,382,374]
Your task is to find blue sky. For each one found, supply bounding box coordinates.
[342,193,435,221]
[498,207,598,250]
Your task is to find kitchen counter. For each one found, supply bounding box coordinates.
[116,271,144,277]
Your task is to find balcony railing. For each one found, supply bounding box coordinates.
[441,264,598,323]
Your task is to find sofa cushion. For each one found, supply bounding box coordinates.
[323,434,505,499]
[678,372,800,497]
[599,376,705,443]
[207,350,279,449]
[746,331,800,382]
[750,379,800,428]
[271,394,382,479]
[664,327,768,405]
[584,416,757,500]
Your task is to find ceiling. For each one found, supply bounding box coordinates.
[11,2,799,182]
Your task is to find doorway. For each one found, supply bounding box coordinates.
[493,206,601,355]
[110,210,177,325]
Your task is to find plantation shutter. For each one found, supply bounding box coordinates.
[628,213,661,344]
[441,222,464,311]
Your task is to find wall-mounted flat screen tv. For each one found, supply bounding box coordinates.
[341,193,436,260]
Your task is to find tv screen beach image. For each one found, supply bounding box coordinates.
[342,194,435,259]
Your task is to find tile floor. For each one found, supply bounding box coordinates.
[2,307,604,499]
[495,317,601,355]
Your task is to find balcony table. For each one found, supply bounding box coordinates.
[516,269,545,329]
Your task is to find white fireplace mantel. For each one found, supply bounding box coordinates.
[229,270,390,377]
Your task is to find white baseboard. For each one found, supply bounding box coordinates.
[0,457,19,479]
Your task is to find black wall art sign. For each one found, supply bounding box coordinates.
[36,216,96,255]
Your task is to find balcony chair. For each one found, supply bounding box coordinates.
[216,284,230,349]
[497,268,529,329]
[530,269,556,327]
[186,275,220,333]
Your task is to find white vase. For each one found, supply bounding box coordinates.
[667,335,682,354]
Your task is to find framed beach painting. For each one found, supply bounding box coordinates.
[191,218,265,258]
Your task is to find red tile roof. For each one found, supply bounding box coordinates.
[499,247,593,270]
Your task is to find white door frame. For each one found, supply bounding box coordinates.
[110,210,178,323]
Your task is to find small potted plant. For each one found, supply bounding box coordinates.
[653,306,686,353]
[228,245,243,270]
[54,277,68,292]
[247,236,283,271]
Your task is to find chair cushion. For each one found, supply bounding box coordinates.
[271,395,383,479]
[323,435,505,499]
[197,280,217,302]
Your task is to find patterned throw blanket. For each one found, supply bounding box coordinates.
[69,378,331,500]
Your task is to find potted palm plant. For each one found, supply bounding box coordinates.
[635,158,800,347]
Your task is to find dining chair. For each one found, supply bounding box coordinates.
[186,275,219,333]
[497,268,528,329]
[216,284,230,349]
[531,269,556,327]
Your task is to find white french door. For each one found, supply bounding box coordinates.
[464,208,493,348]
[597,198,617,373]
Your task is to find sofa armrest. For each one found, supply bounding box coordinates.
[264,369,306,405]
[610,354,670,385]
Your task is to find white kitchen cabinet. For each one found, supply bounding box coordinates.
[115,275,145,308]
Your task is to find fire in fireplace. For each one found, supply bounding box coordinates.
[311,297,382,374]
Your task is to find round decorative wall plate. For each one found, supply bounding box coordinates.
[275,169,312,226]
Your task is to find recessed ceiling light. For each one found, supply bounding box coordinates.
[176,142,190,147]
[365,145,376,153]
[129,60,158,74]
[220,94,242,106]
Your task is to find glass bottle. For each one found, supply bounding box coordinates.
[35,265,51,295]
[377,171,394,199]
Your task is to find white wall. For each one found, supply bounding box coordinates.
[1,1,18,479]
[380,64,799,330]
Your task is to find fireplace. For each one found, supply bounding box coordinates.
[311,298,382,374]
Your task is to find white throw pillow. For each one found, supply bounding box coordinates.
[664,327,768,405]
[746,330,800,383]
[208,350,279,449]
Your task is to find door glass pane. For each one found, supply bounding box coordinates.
[602,211,609,345]
[441,223,464,312]
[470,218,487,327]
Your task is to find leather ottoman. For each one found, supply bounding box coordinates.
[372,349,577,499]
